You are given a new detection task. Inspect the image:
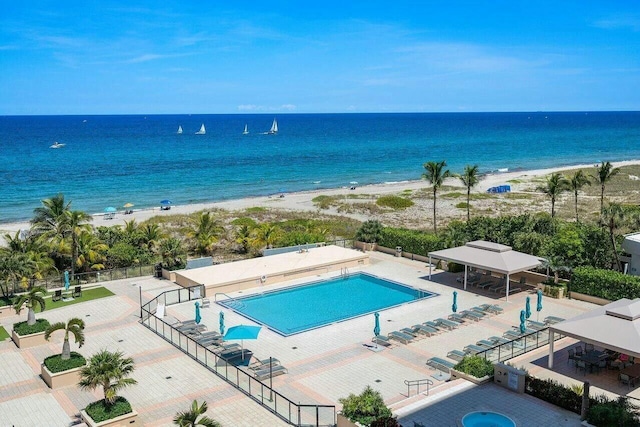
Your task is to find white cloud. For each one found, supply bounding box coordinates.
[594,15,640,31]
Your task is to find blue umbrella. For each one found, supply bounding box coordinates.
[452,291,458,313]
[373,312,380,344]
[519,310,526,334]
[195,301,201,324]
[104,206,117,213]
[536,289,543,321]
[63,270,70,291]
[219,311,225,335]
[525,296,531,319]
[160,199,172,205]
[224,325,261,360]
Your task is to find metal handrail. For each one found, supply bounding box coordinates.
[214,292,245,309]
[474,327,564,363]
[404,378,433,396]
[140,286,336,426]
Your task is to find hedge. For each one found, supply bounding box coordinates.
[44,352,86,373]
[454,356,494,378]
[85,397,133,423]
[525,376,586,414]
[571,266,640,301]
[377,228,445,256]
[13,319,50,336]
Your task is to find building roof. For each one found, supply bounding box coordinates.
[550,298,640,358]
[428,240,545,275]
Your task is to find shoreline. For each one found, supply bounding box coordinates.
[2,159,640,235]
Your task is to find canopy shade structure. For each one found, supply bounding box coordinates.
[428,240,546,301]
[547,298,640,368]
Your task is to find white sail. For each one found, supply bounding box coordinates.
[177,125,183,134]
[195,124,206,135]
[243,124,249,135]
[50,142,65,149]
[268,118,278,134]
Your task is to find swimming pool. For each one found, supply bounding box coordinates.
[461,411,516,427]
[219,273,436,336]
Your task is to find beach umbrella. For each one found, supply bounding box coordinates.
[525,296,531,319]
[373,312,380,348]
[160,199,172,205]
[224,325,261,360]
[123,203,134,208]
[63,270,70,291]
[219,311,225,335]
[536,290,543,321]
[195,301,201,324]
[519,310,526,334]
[452,291,458,313]
[104,206,117,213]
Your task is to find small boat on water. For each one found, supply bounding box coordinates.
[50,142,65,149]
[243,124,249,135]
[177,125,183,134]
[195,124,206,135]
[267,118,278,134]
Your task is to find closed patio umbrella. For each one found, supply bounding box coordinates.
[519,310,526,334]
[536,290,543,321]
[224,325,261,360]
[219,311,225,335]
[64,270,70,291]
[195,301,201,324]
[373,312,380,348]
[452,291,458,313]
[525,296,531,319]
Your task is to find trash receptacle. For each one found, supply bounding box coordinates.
[396,246,402,257]
[154,263,163,278]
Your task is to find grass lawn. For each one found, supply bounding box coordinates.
[37,286,115,312]
[0,326,9,341]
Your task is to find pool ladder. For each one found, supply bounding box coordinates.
[214,292,246,309]
[340,267,349,278]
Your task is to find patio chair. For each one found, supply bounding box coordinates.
[476,339,497,349]
[447,350,467,362]
[254,365,288,381]
[574,346,584,357]
[469,307,488,316]
[476,281,495,290]
[595,360,608,375]
[575,360,588,376]
[460,311,482,322]
[625,356,636,368]
[73,286,82,298]
[200,298,210,308]
[400,327,420,337]
[448,313,467,324]
[435,318,461,330]
[488,336,512,347]
[52,289,62,302]
[372,335,392,347]
[508,286,522,294]
[585,343,595,352]
[480,304,503,314]
[411,324,438,336]
[426,357,455,372]
[489,283,506,293]
[567,348,576,365]
[463,344,486,355]
[526,320,547,330]
[423,321,445,331]
[388,330,414,344]
[620,373,636,389]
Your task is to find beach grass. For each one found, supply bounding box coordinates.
[37,286,115,312]
[0,326,9,341]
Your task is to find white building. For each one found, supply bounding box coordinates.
[622,232,640,275]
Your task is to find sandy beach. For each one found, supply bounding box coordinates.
[2,159,640,236]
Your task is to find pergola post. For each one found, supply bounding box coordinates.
[428,256,432,280]
[505,273,510,302]
[548,330,555,368]
[464,264,468,291]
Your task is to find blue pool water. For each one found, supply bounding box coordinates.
[220,273,436,336]
[461,411,516,427]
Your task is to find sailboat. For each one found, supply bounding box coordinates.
[267,118,278,134]
[243,124,249,135]
[50,142,65,149]
[177,125,183,134]
[195,124,206,135]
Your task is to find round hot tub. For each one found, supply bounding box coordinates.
[461,411,516,427]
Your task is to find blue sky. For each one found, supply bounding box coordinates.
[1,1,639,114]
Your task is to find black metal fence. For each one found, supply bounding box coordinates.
[140,286,336,427]
[475,328,563,363]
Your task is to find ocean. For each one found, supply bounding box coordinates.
[1,112,639,224]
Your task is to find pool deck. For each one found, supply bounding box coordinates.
[0,250,600,426]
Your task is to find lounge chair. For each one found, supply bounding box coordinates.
[254,365,288,381]
[468,307,488,316]
[212,343,242,354]
[73,286,82,298]
[526,320,547,330]
[249,358,280,371]
[400,327,420,337]
[388,330,414,344]
[52,289,62,302]
[476,280,495,290]
[461,311,482,322]
[476,339,498,349]
[435,318,461,330]
[479,304,503,314]
[463,344,487,354]
[427,357,455,372]
[489,283,506,293]
[544,316,565,324]
[488,336,512,347]
[372,335,392,346]
[447,350,467,361]
[412,324,438,336]
[508,286,522,294]
[503,330,524,340]
[423,321,445,331]
[448,313,467,323]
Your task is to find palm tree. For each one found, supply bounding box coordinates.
[422,160,451,232]
[31,193,71,236]
[65,210,93,279]
[536,172,569,218]
[189,213,223,256]
[0,252,34,297]
[79,350,137,406]
[594,161,620,213]
[75,231,108,272]
[13,286,46,325]
[139,223,165,250]
[458,165,480,222]
[250,223,282,250]
[45,317,85,360]
[159,238,186,269]
[601,203,626,271]
[173,400,221,427]
[568,170,591,222]
[234,224,252,254]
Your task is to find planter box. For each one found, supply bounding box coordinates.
[450,369,493,385]
[337,413,363,427]
[543,286,565,299]
[161,268,177,282]
[12,330,47,348]
[0,306,15,319]
[80,409,140,427]
[569,291,611,306]
[41,363,84,389]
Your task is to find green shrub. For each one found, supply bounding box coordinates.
[339,386,392,426]
[85,397,133,423]
[231,217,257,228]
[572,266,640,300]
[377,227,444,255]
[587,396,640,427]
[455,202,469,209]
[13,318,50,336]
[355,220,383,243]
[245,207,267,213]
[453,356,494,378]
[44,352,86,373]
[447,262,465,273]
[525,376,584,414]
[312,195,335,210]
[0,296,13,307]
[376,195,414,209]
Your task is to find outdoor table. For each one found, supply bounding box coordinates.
[576,351,607,372]
[621,364,640,381]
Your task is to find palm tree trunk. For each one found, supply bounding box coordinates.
[600,185,605,214]
[432,188,437,233]
[466,187,471,222]
[62,339,71,360]
[609,225,622,271]
[71,232,77,280]
[551,196,555,218]
[27,307,36,325]
[574,191,579,222]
